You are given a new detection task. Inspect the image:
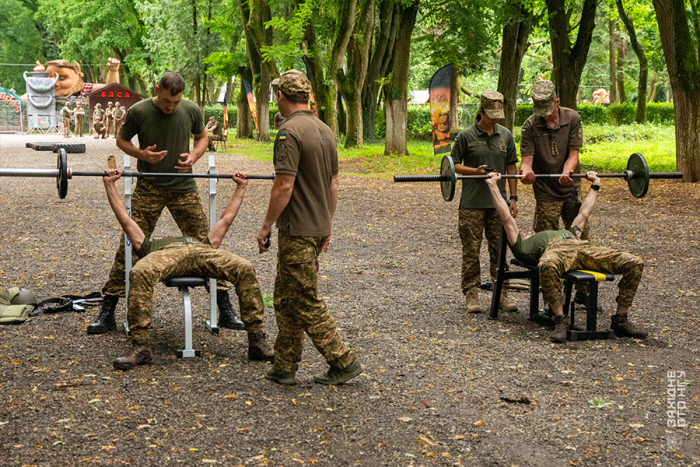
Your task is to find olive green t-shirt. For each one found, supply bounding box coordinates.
[519,106,583,202]
[273,110,338,237]
[509,228,577,266]
[134,236,210,258]
[113,107,124,120]
[449,122,518,209]
[61,106,71,118]
[93,108,104,122]
[120,98,205,193]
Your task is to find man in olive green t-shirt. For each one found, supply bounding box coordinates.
[484,171,647,344]
[257,69,362,386]
[450,91,518,314]
[89,72,245,336]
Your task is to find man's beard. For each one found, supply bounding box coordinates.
[60,78,85,96]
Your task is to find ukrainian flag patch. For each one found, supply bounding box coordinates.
[279,133,287,140]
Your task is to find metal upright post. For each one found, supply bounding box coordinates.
[123,155,132,336]
[206,155,219,334]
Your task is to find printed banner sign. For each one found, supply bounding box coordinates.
[243,79,259,139]
[429,64,453,155]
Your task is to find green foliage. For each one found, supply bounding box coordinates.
[261,0,314,69]
[0,0,45,94]
[588,397,612,409]
[513,103,674,126]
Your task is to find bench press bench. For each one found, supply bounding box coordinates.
[489,229,616,341]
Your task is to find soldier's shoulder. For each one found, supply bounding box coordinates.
[559,106,582,121]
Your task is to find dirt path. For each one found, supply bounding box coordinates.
[1,135,698,466]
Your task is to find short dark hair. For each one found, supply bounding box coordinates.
[159,72,185,96]
[281,90,308,105]
[274,112,285,125]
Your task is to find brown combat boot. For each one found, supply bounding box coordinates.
[113,339,152,370]
[611,314,648,339]
[465,288,483,314]
[499,289,518,312]
[248,332,275,362]
[550,315,568,343]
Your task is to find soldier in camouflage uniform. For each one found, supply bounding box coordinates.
[93,103,107,139]
[112,102,125,138]
[257,69,363,386]
[451,91,519,314]
[101,168,274,370]
[90,72,245,337]
[520,80,591,305]
[61,102,73,138]
[74,101,85,137]
[484,171,648,344]
[105,102,115,137]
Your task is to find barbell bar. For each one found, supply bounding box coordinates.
[0,149,275,199]
[393,153,683,201]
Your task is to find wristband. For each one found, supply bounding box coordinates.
[591,184,600,191]
[509,196,518,201]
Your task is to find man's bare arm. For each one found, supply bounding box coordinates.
[175,131,209,172]
[208,172,249,249]
[102,170,145,250]
[116,134,168,165]
[485,173,519,245]
[570,171,600,235]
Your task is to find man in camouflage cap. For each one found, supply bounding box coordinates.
[257,68,363,386]
[449,90,519,314]
[93,103,107,138]
[112,102,125,139]
[105,101,115,137]
[74,100,85,137]
[483,171,648,343]
[60,101,74,138]
[519,79,591,306]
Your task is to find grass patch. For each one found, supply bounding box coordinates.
[224,123,677,176]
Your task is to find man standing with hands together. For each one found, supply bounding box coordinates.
[257,69,362,386]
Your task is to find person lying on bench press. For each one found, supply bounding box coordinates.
[102,168,274,370]
[484,171,648,343]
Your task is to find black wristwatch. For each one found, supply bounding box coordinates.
[591,184,600,191]
[510,195,518,201]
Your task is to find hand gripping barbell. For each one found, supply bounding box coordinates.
[0,149,275,199]
[394,153,683,201]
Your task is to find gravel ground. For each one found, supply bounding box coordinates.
[0,134,698,466]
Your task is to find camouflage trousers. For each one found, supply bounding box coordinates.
[75,115,84,137]
[62,117,71,137]
[533,189,590,240]
[114,121,122,139]
[458,208,502,294]
[539,238,644,308]
[127,243,264,341]
[207,134,224,151]
[106,117,114,137]
[102,179,213,297]
[272,230,355,373]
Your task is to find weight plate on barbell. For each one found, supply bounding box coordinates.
[57,148,68,199]
[626,152,649,199]
[440,155,456,202]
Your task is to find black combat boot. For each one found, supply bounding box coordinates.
[314,360,364,385]
[113,339,152,371]
[87,294,119,335]
[550,314,568,343]
[611,314,648,339]
[216,290,244,330]
[248,332,275,362]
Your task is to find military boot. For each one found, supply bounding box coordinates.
[550,315,568,343]
[465,288,483,314]
[87,294,119,335]
[314,360,364,385]
[265,368,297,385]
[611,314,648,339]
[217,290,244,330]
[113,339,152,371]
[248,332,275,362]
[499,289,518,312]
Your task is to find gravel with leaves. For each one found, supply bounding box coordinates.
[1,135,698,466]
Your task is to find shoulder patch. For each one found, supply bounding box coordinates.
[278,133,287,140]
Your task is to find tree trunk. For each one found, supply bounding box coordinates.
[652,0,700,181]
[497,2,533,132]
[361,0,399,142]
[546,0,598,109]
[244,0,276,141]
[383,1,418,156]
[609,16,617,103]
[192,0,201,108]
[616,43,626,103]
[616,0,647,122]
[647,69,658,103]
[237,69,253,138]
[338,0,376,148]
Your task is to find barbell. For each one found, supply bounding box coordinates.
[394,153,683,201]
[0,149,275,199]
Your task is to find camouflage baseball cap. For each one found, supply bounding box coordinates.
[532,80,557,117]
[278,69,311,98]
[480,91,505,119]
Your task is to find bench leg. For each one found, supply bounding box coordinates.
[177,287,200,358]
[205,279,219,334]
[567,281,615,341]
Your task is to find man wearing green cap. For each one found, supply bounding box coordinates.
[450,90,519,314]
[112,102,125,138]
[519,80,589,305]
[93,103,107,139]
[257,69,363,386]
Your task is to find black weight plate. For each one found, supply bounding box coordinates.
[52,143,86,154]
[626,152,649,199]
[440,155,456,202]
[57,148,68,199]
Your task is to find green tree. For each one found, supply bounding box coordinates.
[0,0,45,94]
